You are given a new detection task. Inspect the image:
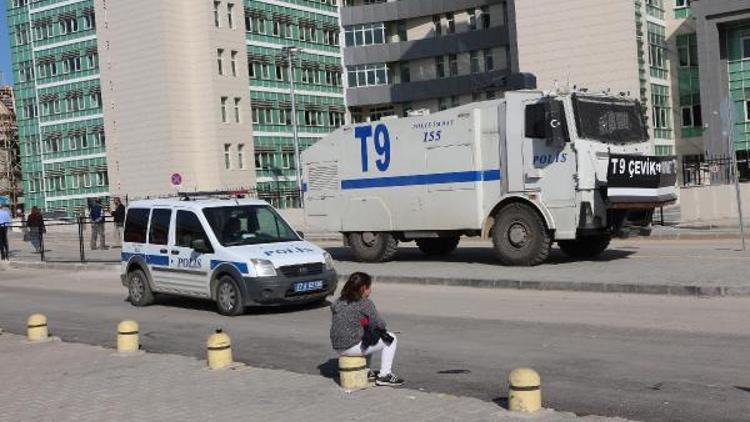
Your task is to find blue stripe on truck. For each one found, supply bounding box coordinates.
[340,169,502,190]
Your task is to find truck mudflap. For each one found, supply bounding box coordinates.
[606,154,677,208]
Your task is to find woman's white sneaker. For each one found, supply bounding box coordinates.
[375,373,404,386]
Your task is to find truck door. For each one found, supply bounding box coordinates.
[522,100,576,208]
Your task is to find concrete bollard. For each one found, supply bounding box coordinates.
[207,329,233,370]
[27,314,48,342]
[338,356,369,390]
[508,368,542,412]
[117,320,139,354]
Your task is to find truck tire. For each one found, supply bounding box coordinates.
[216,275,245,317]
[558,235,611,259]
[128,268,155,307]
[491,203,551,266]
[416,237,460,256]
[348,232,399,263]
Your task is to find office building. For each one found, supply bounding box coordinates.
[340,0,520,121]
[6,0,345,213]
[0,86,20,208]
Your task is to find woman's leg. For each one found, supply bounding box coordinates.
[362,333,397,375]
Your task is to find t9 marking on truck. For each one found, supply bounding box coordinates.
[304,88,677,266]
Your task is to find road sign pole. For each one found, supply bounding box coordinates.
[721,98,746,251]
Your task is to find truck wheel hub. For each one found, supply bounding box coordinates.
[361,232,377,246]
[508,223,529,247]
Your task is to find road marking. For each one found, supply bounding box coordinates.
[629,255,750,261]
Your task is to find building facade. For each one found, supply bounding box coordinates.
[244,0,345,208]
[0,86,21,209]
[340,0,519,121]
[6,0,346,213]
[515,0,675,157]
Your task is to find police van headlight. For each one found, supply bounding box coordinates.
[250,259,277,277]
[323,252,335,271]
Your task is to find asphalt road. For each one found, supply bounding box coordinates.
[0,268,748,422]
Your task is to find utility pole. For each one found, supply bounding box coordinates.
[282,46,304,208]
[721,97,746,251]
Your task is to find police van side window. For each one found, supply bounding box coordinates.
[524,103,546,139]
[176,210,212,251]
[124,208,149,243]
[148,209,171,246]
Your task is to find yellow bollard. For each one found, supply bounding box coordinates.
[117,320,139,354]
[27,314,48,342]
[207,329,233,370]
[338,356,369,390]
[508,368,542,412]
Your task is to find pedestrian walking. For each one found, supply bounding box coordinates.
[330,272,404,386]
[26,206,45,254]
[90,199,107,250]
[112,197,125,248]
[0,203,11,260]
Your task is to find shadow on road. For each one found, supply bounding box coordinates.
[491,397,509,410]
[735,386,750,393]
[144,295,332,316]
[317,358,339,382]
[326,246,635,266]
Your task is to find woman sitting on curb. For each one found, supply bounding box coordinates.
[330,272,404,386]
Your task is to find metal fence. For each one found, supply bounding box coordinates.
[681,155,750,186]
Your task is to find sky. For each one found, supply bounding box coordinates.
[0,6,13,86]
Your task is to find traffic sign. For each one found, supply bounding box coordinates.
[171,173,183,187]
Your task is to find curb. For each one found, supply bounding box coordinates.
[8,261,749,298]
[336,273,750,297]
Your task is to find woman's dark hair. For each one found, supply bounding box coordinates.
[340,272,372,302]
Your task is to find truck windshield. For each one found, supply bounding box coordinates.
[573,96,648,144]
[203,205,300,247]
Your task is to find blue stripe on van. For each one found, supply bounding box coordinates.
[340,169,502,190]
[210,260,249,275]
[121,252,168,267]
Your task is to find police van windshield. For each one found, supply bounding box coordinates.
[203,205,300,247]
[573,96,648,144]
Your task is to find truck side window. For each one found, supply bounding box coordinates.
[148,209,171,246]
[175,210,212,252]
[124,208,149,243]
[524,103,547,138]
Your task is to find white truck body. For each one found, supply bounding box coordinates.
[302,90,677,265]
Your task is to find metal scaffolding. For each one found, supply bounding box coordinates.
[0,86,21,212]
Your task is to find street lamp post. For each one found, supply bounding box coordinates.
[282,46,304,207]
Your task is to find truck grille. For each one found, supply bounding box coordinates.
[279,263,324,278]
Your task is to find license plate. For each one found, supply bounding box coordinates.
[293,280,323,293]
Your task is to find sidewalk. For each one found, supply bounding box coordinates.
[0,333,631,422]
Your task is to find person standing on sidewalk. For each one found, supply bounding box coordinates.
[90,199,107,250]
[111,197,125,248]
[330,272,405,386]
[0,203,11,260]
[26,206,45,254]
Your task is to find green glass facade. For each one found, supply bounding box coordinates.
[726,23,750,152]
[244,0,344,208]
[676,33,703,139]
[6,0,106,215]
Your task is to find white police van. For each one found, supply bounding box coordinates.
[120,197,337,316]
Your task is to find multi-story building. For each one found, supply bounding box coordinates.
[515,0,675,157]
[339,0,522,121]
[244,0,345,208]
[7,0,346,213]
[0,86,21,209]
[7,0,106,215]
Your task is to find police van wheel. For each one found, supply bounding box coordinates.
[348,232,399,263]
[416,237,460,256]
[492,203,551,266]
[128,269,155,307]
[216,276,245,317]
[558,235,610,259]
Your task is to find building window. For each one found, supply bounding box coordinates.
[227,3,235,29]
[743,36,750,60]
[438,97,447,111]
[86,51,99,69]
[214,1,221,27]
[344,23,385,47]
[484,49,495,72]
[281,151,295,169]
[59,17,78,35]
[224,144,231,169]
[681,105,702,127]
[480,6,490,29]
[746,100,750,121]
[347,63,389,88]
[675,0,690,8]
[449,54,458,76]
[230,50,237,76]
[399,63,410,83]
[221,97,228,122]
[677,34,698,67]
[486,90,496,99]
[470,51,480,74]
[435,56,445,79]
[234,98,241,123]
[433,15,442,37]
[217,49,224,75]
[446,13,455,34]
[237,144,245,169]
[255,151,273,170]
[397,20,407,42]
[83,14,95,30]
[451,96,460,108]
[468,9,477,31]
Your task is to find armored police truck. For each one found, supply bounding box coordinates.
[302,90,677,266]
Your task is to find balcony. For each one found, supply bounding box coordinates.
[341,0,502,26]
[343,25,509,66]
